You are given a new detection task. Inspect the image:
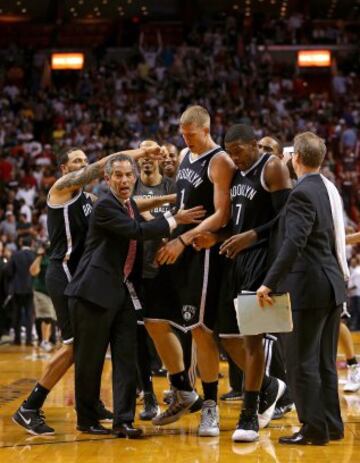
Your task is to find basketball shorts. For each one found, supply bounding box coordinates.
[33,291,57,321]
[217,246,268,337]
[46,261,74,344]
[144,245,223,332]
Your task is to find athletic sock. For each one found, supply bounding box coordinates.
[169,370,193,391]
[347,357,358,366]
[243,390,260,414]
[23,383,50,410]
[202,380,218,403]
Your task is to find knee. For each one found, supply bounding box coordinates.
[192,327,214,347]
[221,337,240,356]
[144,321,169,339]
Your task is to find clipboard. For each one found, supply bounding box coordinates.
[234,292,293,336]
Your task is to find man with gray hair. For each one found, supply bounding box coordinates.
[257,132,347,445]
[65,154,204,437]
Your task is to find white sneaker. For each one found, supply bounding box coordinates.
[258,378,286,429]
[40,340,53,353]
[232,410,259,442]
[198,400,220,437]
[344,364,360,393]
[152,390,199,425]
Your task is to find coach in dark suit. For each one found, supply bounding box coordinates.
[6,237,35,345]
[257,132,346,445]
[66,153,203,437]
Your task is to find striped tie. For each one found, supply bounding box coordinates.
[123,200,137,281]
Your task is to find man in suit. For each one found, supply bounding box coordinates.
[66,154,204,437]
[6,237,35,345]
[257,132,347,445]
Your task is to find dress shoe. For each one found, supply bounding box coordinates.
[113,422,143,439]
[329,431,344,441]
[279,431,328,446]
[77,423,112,435]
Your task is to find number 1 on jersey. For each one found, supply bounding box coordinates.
[179,188,186,209]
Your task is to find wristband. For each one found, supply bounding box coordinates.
[178,236,187,247]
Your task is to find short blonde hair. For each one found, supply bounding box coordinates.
[180,105,211,128]
[294,132,326,168]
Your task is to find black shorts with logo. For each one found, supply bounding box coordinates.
[144,245,223,332]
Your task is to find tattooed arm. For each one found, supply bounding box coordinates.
[48,145,162,206]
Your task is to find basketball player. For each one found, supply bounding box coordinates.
[258,136,283,159]
[135,142,200,413]
[13,143,170,435]
[133,142,176,420]
[144,105,235,437]
[159,143,180,180]
[194,124,292,442]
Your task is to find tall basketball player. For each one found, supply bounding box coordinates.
[145,105,235,437]
[13,144,169,435]
[194,124,292,442]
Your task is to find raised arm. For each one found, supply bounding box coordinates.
[49,144,162,205]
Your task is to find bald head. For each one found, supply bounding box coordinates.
[258,137,283,159]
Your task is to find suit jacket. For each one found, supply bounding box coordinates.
[263,174,346,310]
[65,190,170,310]
[6,248,35,295]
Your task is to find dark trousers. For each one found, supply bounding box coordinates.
[137,324,154,393]
[12,294,34,343]
[284,305,343,438]
[70,296,138,427]
[228,356,244,391]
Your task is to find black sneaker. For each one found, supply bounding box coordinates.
[189,395,203,413]
[220,390,243,401]
[139,392,160,421]
[13,404,55,436]
[272,403,294,420]
[232,409,259,442]
[96,400,113,422]
[258,378,286,428]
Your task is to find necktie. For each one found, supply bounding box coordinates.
[123,200,137,281]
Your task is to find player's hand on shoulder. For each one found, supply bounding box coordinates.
[156,238,184,265]
[219,230,257,259]
[192,231,217,251]
[174,206,206,225]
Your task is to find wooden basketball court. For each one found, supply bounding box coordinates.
[1,335,359,463]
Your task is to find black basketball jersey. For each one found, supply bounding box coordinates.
[175,146,223,235]
[133,176,176,278]
[230,153,275,245]
[47,190,93,280]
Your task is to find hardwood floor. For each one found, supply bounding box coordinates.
[0,334,359,463]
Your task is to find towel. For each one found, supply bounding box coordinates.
[320,174,350,281]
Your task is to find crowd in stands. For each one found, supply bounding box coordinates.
[0,19,359,340]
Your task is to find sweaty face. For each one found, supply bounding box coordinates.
[106,160,135,201]
[160,145,179,177]
[180,123,209,154]
[62,150,88,174]
[225,140,258,172]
